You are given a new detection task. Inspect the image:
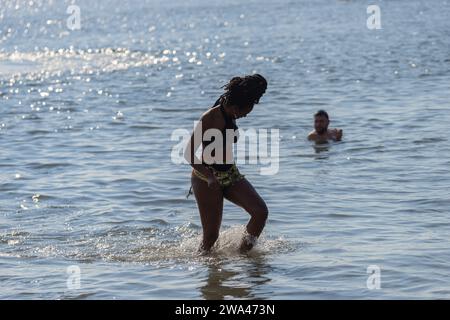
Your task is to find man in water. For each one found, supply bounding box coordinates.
[307,110,343,143]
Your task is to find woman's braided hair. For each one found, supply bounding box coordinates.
[212,74,267,109]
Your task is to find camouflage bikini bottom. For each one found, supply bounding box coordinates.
[187,164,245,198]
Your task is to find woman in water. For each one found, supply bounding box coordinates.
[185,74,268,254]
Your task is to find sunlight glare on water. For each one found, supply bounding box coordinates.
[1,0,450,299]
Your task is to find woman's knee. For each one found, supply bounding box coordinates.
[251,203,268,222]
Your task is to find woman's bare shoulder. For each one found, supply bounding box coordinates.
[200,106,223,128]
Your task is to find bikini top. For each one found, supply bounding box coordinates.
[201,102,239,171]
[218,103,239,142]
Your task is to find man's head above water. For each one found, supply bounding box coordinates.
[308,110,343,143]
[314,110,330,135]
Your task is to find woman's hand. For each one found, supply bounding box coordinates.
[206,171,220,190]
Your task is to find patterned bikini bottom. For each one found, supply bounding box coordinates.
[187,164,245,198]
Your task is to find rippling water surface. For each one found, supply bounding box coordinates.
[1,0,450,299]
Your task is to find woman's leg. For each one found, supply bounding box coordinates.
[223,178,268,252]
[191,172,224,252]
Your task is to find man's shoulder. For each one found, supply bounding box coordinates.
[307,131,317,140]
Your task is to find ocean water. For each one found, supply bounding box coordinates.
[1,0,450,299]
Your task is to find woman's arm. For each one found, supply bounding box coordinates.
[184,112,220,188]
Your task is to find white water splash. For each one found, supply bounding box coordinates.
[0,224,298,264]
